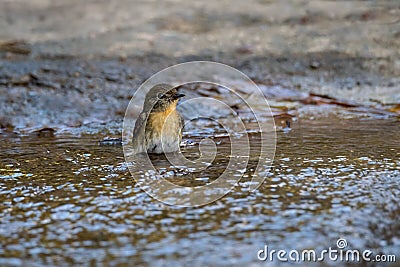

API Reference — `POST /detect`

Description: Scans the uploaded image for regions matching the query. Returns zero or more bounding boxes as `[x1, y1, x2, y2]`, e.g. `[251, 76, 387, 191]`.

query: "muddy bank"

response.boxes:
[1, 0, 399, 133]
[0, 52, 399, 134]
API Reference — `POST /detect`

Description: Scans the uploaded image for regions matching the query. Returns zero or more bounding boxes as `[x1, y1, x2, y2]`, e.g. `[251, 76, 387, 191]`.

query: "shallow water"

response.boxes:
[0, 118, 399, 266]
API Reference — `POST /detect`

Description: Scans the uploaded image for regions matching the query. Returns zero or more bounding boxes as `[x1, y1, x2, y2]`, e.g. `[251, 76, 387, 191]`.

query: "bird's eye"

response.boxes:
[157, 93, 164, 99]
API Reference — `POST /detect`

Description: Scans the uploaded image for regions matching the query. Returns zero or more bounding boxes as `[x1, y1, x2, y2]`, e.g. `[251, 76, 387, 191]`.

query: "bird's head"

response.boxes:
[144, 84, 185, 113]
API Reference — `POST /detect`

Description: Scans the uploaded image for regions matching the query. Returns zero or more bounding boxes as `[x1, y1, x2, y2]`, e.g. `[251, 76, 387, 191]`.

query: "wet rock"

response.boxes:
[0, 40, 31, 55]
[309, 60, 321, 69]
[33, 127, 55, 137]
[98, 137, 122, 146]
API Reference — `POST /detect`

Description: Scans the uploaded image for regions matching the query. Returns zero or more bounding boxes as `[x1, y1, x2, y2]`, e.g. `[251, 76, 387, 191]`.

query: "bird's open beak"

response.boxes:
[173, 93, 185, 99]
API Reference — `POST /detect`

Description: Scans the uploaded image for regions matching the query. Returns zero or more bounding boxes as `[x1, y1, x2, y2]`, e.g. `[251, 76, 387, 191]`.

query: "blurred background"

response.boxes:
[1, 0, 399, 58]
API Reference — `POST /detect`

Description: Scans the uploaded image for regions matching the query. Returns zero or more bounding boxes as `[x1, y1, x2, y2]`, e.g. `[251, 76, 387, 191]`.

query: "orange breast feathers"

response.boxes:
[147, 101, 180, 136]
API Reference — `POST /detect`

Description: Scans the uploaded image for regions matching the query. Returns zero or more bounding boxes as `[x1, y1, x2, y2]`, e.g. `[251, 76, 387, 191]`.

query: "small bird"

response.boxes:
[131, 84, 185, 154]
